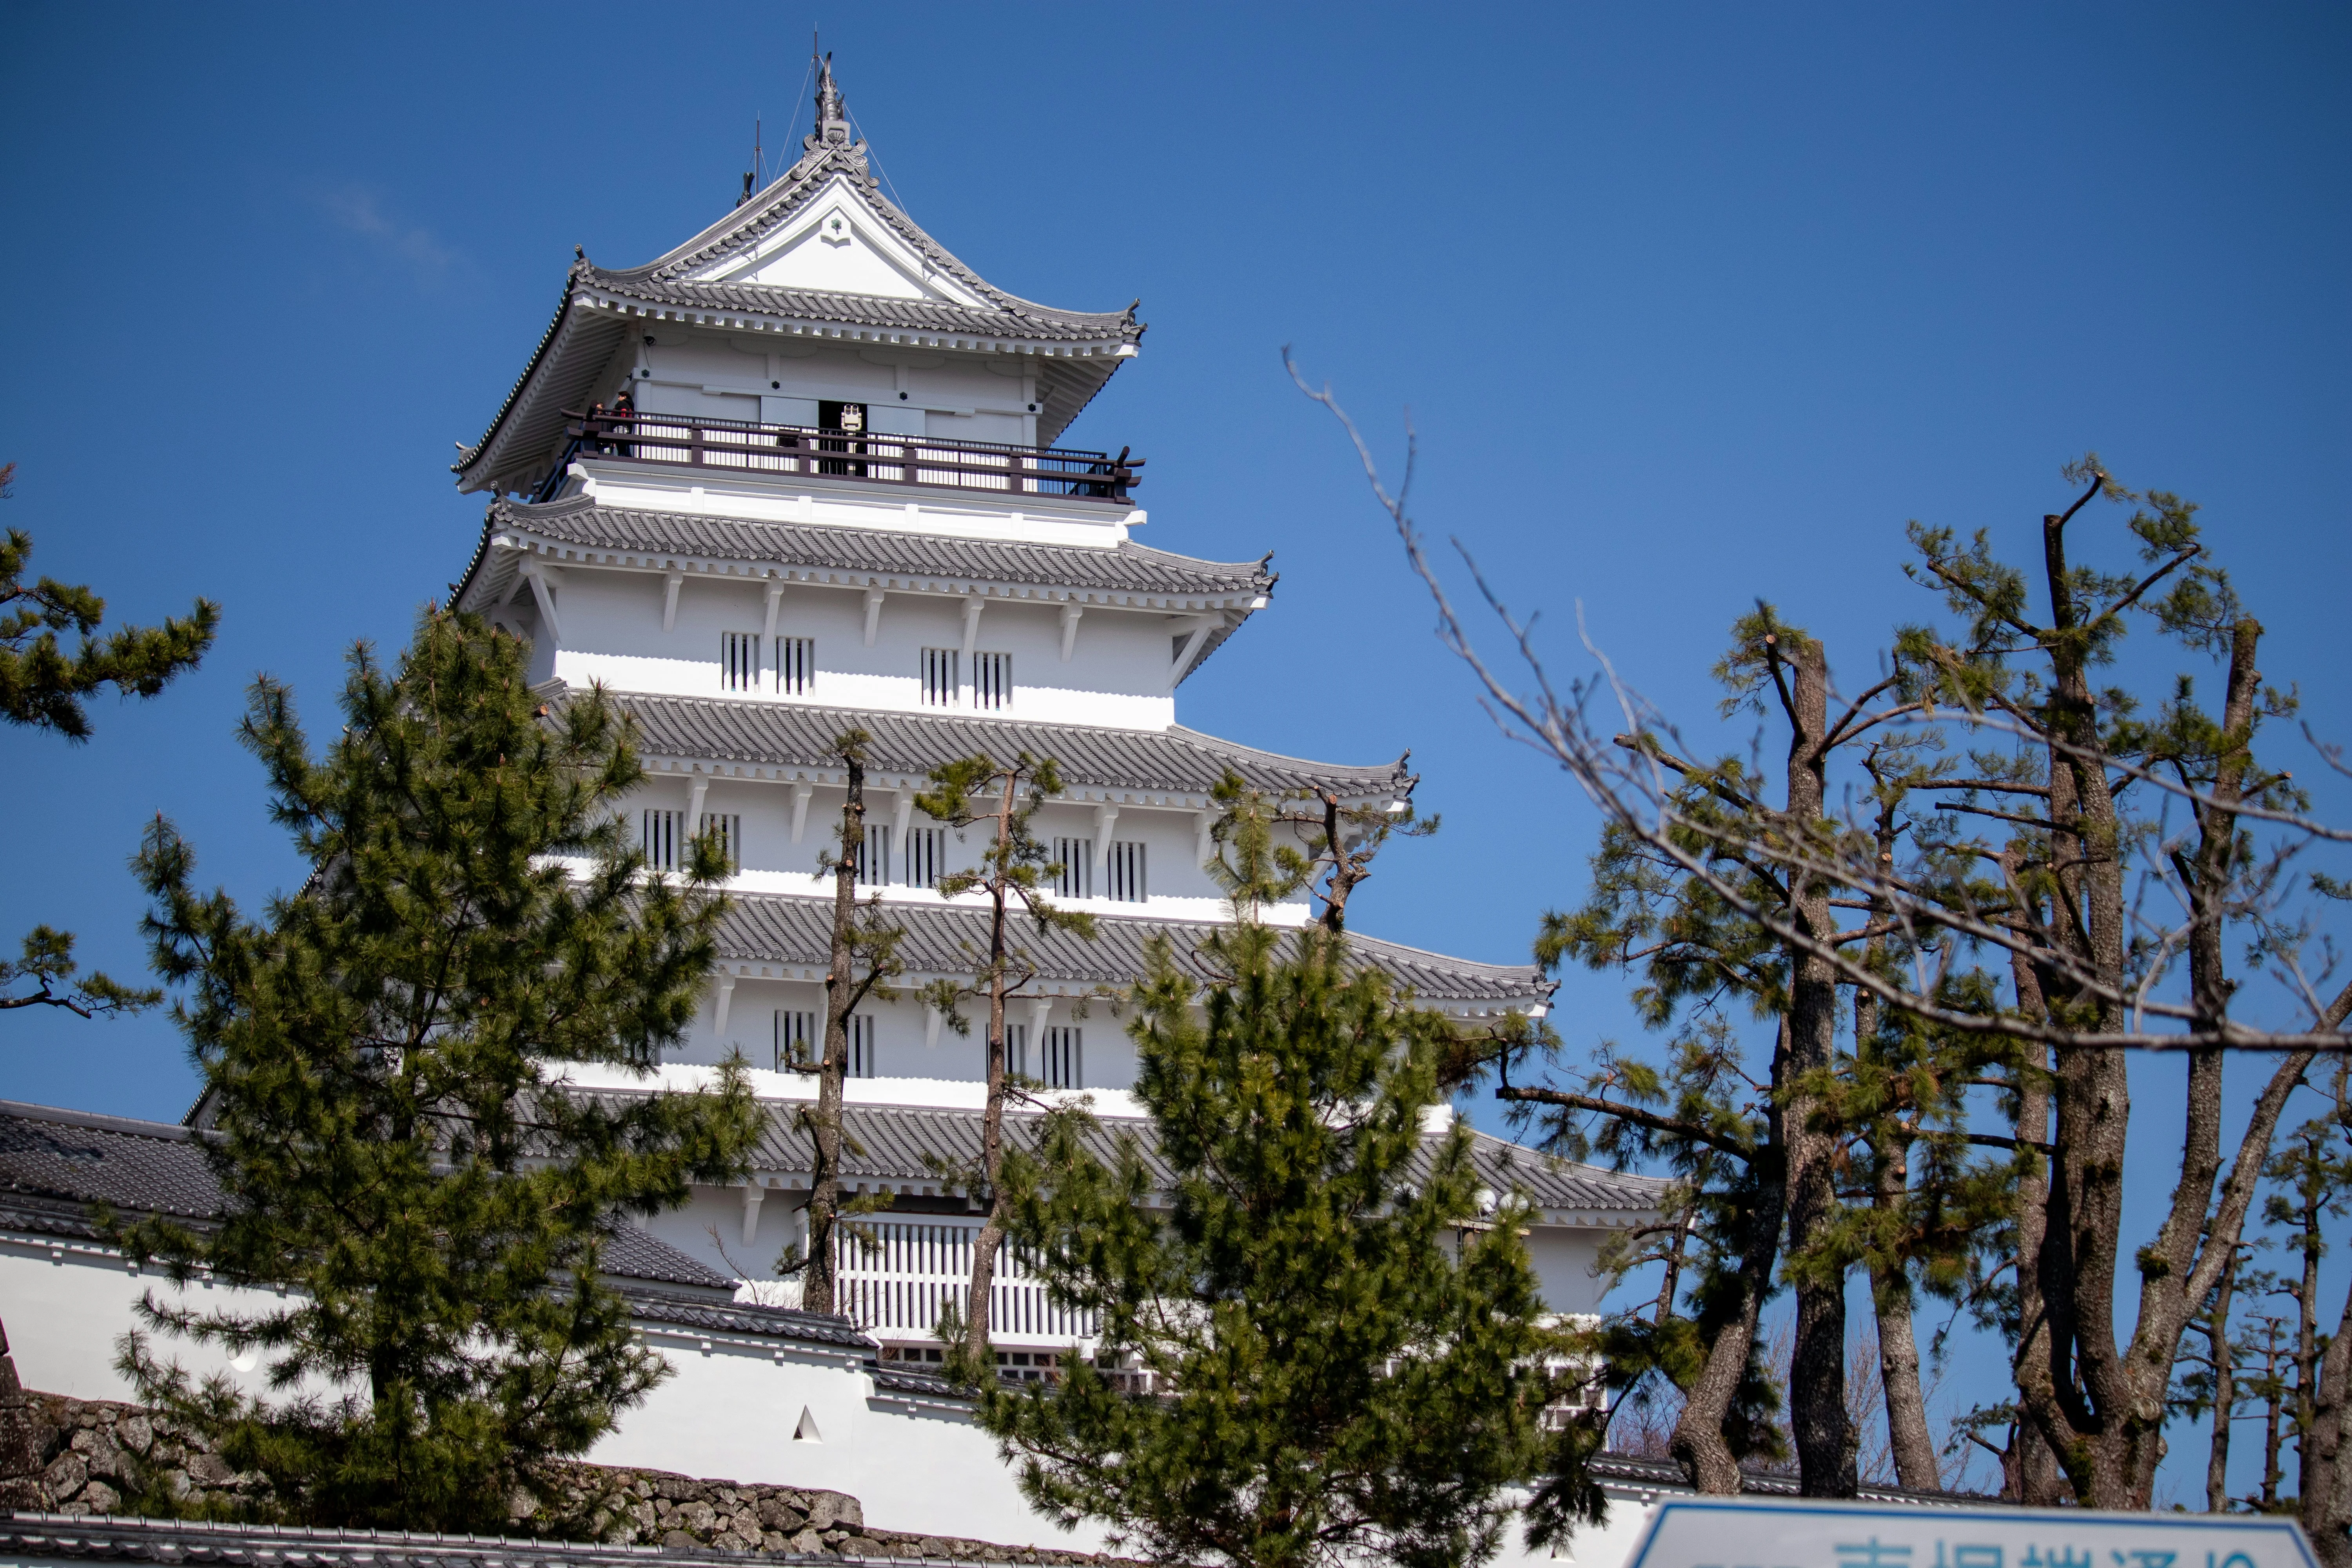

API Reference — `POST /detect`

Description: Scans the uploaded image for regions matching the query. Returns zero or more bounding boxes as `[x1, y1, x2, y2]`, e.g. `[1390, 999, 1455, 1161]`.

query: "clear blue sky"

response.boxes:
[5, 2, 2348, 1499]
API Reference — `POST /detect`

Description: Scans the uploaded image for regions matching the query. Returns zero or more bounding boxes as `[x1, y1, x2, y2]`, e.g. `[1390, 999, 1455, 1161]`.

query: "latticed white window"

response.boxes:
[1041, 1027, 1082, 1090]
[774, 636, 814, 696]
[1054, 837, 1094, 899]
[906, 827, 945, 890]
[1002, 1023, 1029, 1079]
[921, 648, 959, 707]
[1106, 840, 1147, 903]
[855, 824, 892, 886]
[972, 652, 1012, 711]
[699, 812, 742, 872]
[849, 1014, 879, 1079]
[775, 1010, 817, 1071]
[721, 632, 760, 691]
[642, 809, 682, 872]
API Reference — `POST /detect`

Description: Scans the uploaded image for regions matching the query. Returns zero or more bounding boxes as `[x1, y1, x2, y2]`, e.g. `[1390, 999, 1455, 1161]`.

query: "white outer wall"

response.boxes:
[535, 566, 1187, 731]
[1, 1229, 1646, 1564]
[0, 1230, 1098, 1550]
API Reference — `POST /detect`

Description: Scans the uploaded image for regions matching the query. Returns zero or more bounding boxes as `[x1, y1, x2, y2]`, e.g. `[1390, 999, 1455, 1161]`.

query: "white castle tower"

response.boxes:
[450, 60, 1658, 1368]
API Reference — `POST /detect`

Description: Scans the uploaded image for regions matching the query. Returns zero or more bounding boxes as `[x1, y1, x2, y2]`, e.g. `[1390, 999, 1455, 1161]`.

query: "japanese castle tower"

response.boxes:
[448, 63, 1658, 1364]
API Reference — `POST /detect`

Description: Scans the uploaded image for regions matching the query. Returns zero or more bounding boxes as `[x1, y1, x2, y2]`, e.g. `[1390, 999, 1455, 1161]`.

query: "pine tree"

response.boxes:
[789, 728, 906, 1317]
[915, 750, 1095, 1363]
[113, 608, 761, 1530]
[0, 461, 217, 1016]
[970, 796, 1599, 1568]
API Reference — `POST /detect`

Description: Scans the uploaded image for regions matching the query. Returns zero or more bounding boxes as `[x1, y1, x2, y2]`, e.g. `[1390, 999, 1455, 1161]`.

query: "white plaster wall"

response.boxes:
[610, 773, 1262, 912]
[1526, 1229, 1612, 1317]
[631, 334, 1038, 450]
[0, 1232, 356, 1408]
[543, 567, 1191, 728]
[597, 1328, 1109, 1550]
[0, 1231, 1105, 1553]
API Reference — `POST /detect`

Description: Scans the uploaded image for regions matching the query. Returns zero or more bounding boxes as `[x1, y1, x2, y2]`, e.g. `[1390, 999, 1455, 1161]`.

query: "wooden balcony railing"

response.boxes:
[546, 409, 1143, 506]
[832, 1217, 1097, 1348]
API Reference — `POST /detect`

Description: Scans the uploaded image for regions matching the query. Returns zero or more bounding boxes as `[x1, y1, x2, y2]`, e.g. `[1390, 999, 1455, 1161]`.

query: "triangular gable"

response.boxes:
[688, 172, 989, 309]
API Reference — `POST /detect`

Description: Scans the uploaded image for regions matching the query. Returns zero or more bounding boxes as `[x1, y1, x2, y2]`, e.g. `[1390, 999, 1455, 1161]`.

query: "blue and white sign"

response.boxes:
[1625, 1499, 2319, 1568]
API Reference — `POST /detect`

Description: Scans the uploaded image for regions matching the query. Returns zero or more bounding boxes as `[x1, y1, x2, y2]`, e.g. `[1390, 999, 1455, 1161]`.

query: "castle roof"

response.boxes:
[716, 894, 1550, 1013]
[643, 1099, 1668, 1220]
[460, 495, 1271, 609]
[455, 65, 1140, 495]
[0, 1099, 772, 1308]
[606, 691, 1413, 807]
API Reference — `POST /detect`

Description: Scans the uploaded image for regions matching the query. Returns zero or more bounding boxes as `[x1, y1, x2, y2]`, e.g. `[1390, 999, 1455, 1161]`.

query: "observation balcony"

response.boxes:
[544, 409, 1144, 506]
[831, 1215, 1096, 1355]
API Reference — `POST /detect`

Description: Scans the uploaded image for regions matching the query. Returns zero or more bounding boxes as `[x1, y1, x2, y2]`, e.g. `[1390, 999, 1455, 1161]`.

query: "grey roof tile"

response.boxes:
[0, 1513, 889, 1566]
[717, 894, 1551, 1007]
[624, 1289, 873, 1351]
[483, 495, 1271, 599]
[608, 691, 1411, 802]
[0, 1102, 756, 1307]
[702, 1100, 1664, 1215]
[0, 1098, 217, 1220]
[587, 273, 1133, 346]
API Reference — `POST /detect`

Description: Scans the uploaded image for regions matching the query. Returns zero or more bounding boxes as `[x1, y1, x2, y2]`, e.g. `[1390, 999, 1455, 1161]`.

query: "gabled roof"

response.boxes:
[0, 1099, 744, 1304]
[604, 691, 1411, 807]
[461, 495, 1272, 606]
[455, 64, 1140, 495]
[716, 894, 1550, 1013]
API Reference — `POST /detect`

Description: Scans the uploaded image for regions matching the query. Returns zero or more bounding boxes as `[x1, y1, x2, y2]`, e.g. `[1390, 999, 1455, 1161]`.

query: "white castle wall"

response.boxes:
[530, 567, 1192, 730]
[1, 1224, 1652, 1562]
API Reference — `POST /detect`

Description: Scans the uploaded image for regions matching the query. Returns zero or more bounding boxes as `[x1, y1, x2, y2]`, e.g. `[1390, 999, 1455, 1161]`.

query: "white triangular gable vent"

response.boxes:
[702, 178, 984, 309]
[793, 1406, 823, 1443]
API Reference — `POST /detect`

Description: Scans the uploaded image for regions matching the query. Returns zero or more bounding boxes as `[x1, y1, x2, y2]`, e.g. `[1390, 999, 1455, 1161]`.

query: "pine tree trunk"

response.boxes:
[962, 770, 1019, 1370]
[1849, 805, 1938, 1495]
[1869, 1151, 1940, 1493]
[2205, 1256, 2240, 1513]
[2302, 1261, 2352, 1568]
[1779, 639, 1858, 1497]
[804, 753, 867, 1317]
[2098, 619, 2310, 1506]
[1670, 1018, 1787, 1494]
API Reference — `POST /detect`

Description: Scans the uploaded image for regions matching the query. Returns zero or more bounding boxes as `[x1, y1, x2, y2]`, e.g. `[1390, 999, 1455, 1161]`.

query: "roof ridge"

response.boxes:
[607, 692, 1410, 785]
[0, 1097, 194, 1142]
[501, 495, 1251, 563]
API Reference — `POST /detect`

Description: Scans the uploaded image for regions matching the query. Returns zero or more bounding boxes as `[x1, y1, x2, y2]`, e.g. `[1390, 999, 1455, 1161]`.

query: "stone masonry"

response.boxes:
[5, 1390, 1128, 1566]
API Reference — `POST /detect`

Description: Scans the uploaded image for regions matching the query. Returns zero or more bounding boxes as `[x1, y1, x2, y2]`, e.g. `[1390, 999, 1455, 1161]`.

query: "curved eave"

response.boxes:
[711, 893, 1552, 1014]
[590, 691, 1414, 807]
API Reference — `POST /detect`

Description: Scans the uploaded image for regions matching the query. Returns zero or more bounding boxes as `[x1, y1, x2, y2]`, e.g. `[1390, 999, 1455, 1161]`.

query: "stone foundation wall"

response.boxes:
[2, 1388, 1122, 1566]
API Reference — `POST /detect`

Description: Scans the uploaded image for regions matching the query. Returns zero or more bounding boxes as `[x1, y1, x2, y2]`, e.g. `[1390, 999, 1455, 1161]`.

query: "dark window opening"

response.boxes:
[817, 401, 867, 477]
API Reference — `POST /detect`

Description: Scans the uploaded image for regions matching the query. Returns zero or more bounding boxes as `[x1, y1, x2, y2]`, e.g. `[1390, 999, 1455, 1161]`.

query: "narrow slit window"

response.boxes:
[775, 636, 814, 696]
[1054, 837, 1094, 899]
[775, 1010, 817, 1071]
[921, 648, 959, 707]
[1042, 1027, 1082, 1091]
[849, 1014, 878, 1079]
[1106, 840, 1147, 903]
[1003, 1023, 1029, 1080]
[699, 812, 742, 872]
[972, 652, 1012, 711]
[721, 632, 761, 692]
[907, 827, 945, 890]
[856, 823, 892, 887]
[642, 809, 682, 872]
